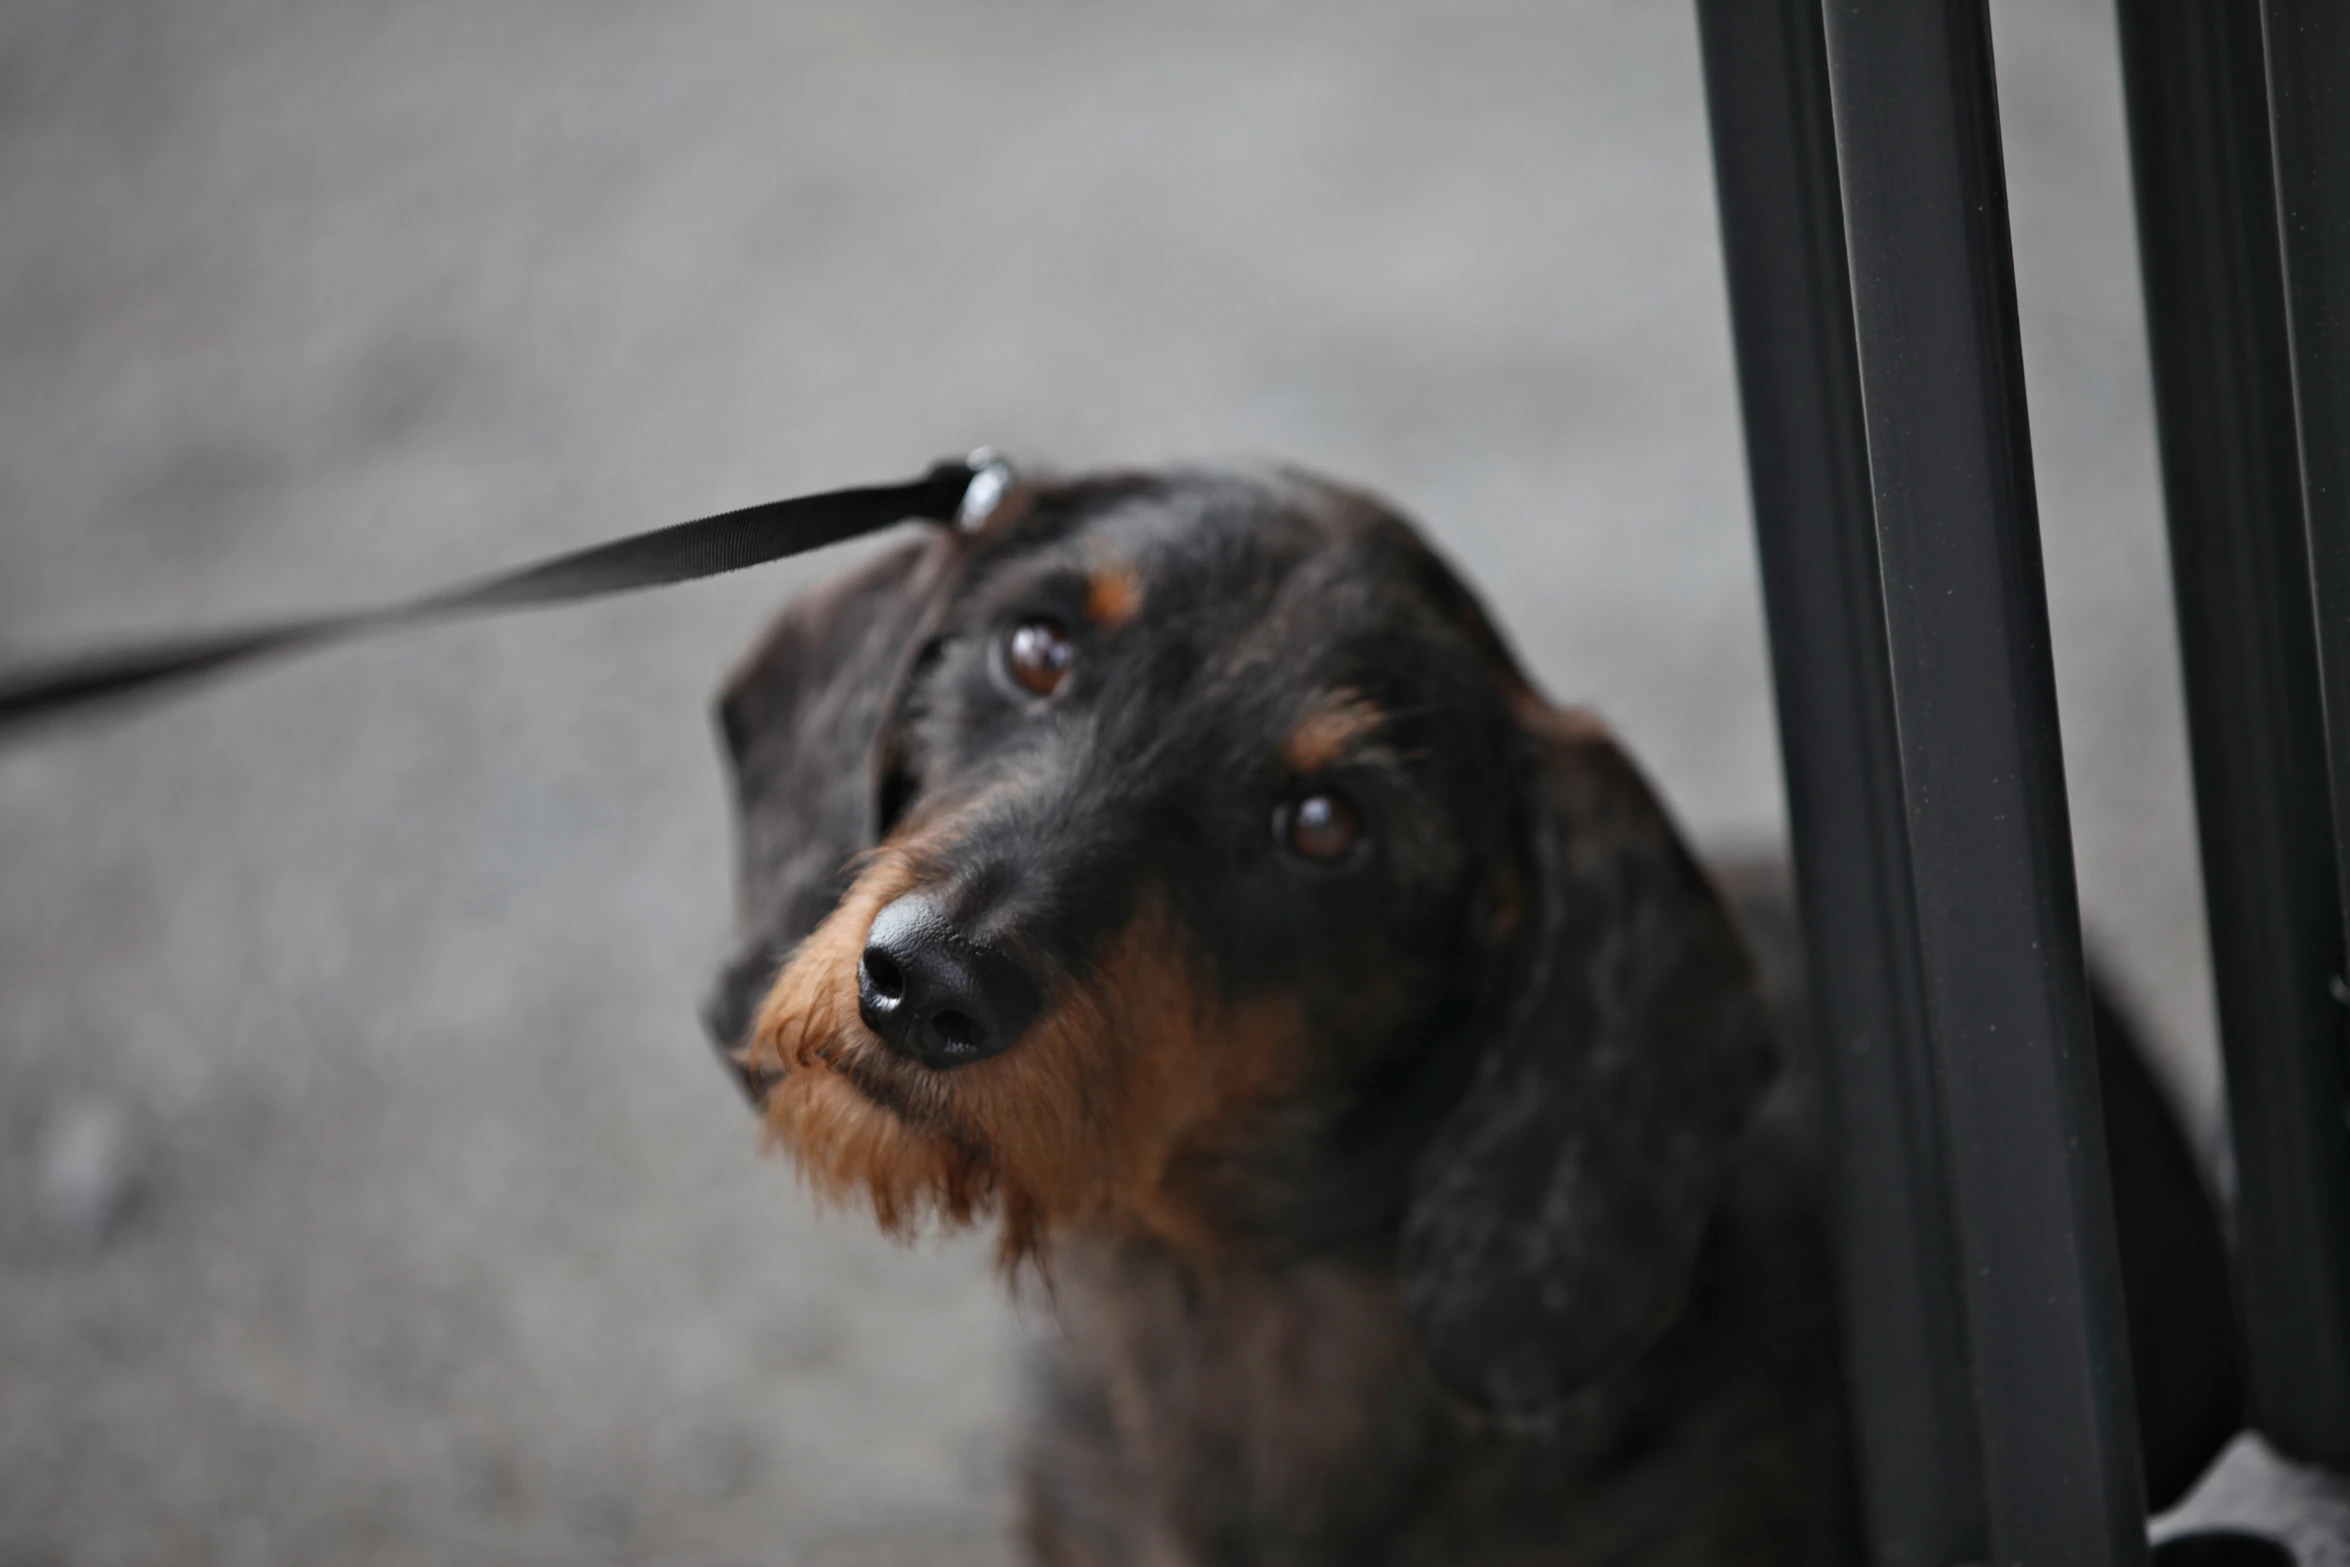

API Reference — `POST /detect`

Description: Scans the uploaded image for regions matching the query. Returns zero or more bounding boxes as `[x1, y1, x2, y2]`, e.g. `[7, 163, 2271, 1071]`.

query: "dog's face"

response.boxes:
[705, 469, 1775, 1423]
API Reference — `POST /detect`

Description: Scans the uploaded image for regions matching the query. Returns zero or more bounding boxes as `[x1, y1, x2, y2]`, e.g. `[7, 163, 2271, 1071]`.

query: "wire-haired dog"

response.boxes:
[702, 467, 2239, 1564]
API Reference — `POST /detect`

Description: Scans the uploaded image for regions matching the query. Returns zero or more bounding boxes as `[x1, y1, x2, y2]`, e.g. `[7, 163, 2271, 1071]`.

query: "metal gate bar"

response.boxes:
[1693, 3, 1984, 1560]
[2256, 0, 2350, 1468]
[1701, 1, 2152, 1559]
[2117, 0, 2350, 1473]
[1816, 3, 2146, 1556]
[2262, 4, 2350, 952]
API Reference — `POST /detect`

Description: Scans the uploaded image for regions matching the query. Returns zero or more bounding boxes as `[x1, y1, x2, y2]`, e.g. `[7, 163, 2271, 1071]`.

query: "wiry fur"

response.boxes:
[756, 853, 1314, 1265]
[703, 465, 2241, 1564]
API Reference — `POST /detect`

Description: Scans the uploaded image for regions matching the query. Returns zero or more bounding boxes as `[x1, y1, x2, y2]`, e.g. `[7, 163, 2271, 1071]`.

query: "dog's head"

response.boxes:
[704, 468, 1776, 1423]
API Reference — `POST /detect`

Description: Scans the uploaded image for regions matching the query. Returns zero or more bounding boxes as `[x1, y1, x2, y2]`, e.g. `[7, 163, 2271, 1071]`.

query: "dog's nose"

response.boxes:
[857, 894, 1041, 1069]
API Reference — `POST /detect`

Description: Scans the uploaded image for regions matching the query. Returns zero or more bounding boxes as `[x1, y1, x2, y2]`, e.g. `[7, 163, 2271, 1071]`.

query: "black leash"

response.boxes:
[0, 452, 1010, 741]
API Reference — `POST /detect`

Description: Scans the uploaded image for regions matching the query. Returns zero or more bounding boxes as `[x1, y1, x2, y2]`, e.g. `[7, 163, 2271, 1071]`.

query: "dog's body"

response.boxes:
[1019, 1035, 1846, 1564]
[702, 468, 2236, 1565]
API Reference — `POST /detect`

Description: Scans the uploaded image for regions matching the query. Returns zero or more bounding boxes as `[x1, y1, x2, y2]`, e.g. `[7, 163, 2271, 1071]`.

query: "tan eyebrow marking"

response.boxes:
[1084, 564, 1142, 628]
[1282, 692, 1385, 773]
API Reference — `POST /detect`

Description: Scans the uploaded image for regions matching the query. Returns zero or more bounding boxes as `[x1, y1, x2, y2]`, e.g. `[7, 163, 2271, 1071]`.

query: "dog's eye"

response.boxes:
[1280, 791, 1362, 863]
[1001, 618, 1074, 698]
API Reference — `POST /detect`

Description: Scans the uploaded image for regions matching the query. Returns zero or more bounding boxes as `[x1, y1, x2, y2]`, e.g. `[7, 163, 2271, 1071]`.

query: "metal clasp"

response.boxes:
[957, 448, 1015, 531]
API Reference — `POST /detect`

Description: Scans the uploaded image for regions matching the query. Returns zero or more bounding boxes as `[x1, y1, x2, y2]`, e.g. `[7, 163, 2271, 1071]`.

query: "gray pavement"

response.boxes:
[0, 2, 2213, 1561]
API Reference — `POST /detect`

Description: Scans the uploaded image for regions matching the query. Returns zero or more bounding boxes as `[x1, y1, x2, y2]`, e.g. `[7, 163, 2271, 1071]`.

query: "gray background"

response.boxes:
[0, 2, 2207, 1562]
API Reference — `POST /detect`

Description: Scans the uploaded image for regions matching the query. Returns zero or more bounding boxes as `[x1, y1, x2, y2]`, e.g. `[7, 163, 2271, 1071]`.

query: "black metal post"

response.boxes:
[2118, 0, 2350, 1472]
[2262, 3, 2350, 925]
[2256, 0, 2350, 1470]
[1694, 3, 1986, 1561]
[1818, 4, 2148, 1562]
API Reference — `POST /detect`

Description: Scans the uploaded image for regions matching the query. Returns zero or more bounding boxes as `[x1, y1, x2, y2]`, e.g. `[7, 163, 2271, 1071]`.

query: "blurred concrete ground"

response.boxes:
[0, 1, 2208, 1561]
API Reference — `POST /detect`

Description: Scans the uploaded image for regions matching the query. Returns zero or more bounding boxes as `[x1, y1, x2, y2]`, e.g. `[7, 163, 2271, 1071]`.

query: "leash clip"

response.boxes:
[956, 448, 1015, 531]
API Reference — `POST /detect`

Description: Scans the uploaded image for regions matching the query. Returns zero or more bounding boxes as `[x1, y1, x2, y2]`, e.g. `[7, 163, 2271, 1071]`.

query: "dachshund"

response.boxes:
[699, 466, 2239, 1565]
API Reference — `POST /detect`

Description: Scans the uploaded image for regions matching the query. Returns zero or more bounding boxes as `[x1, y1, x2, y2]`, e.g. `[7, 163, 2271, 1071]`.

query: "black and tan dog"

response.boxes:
[702, 466, 2237, 1564]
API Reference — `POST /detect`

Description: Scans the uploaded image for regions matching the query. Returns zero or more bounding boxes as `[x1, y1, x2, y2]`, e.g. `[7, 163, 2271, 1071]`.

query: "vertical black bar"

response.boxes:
[1694, 3, 1987, 1562]
[2257, 0, 2350, 1469]
[1819, 4, 2148, 1563]
[2118, 0, 2350, 1471]
[2262, 3, 2350, 917]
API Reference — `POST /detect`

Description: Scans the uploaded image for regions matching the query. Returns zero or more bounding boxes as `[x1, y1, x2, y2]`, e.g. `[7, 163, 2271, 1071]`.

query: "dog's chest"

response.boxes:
[1019, 1220, 1846, 1567]
[1025, 1243, 1455, 1564]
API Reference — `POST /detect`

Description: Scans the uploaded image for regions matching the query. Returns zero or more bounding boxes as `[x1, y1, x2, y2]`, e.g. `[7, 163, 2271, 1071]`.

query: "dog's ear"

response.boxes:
[1399, 702, 1778, 1425]
[701, 533, 957, 1067]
